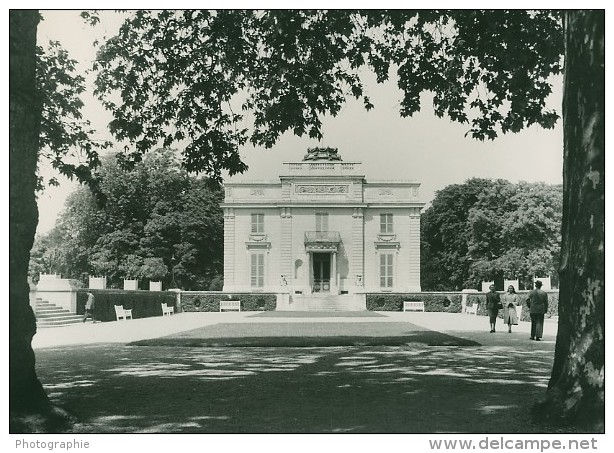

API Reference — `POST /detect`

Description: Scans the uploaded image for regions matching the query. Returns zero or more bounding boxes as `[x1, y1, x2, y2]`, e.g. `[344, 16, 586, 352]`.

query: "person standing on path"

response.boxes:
[501, 285, 521, 333]
[485, 284, 502, 333]
[526, 280, 549, 341]
[83, 291, 96, 323]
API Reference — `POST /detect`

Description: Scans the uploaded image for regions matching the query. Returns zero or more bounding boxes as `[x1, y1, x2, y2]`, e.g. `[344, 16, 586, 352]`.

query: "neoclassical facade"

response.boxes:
[222, 148, 424, 297]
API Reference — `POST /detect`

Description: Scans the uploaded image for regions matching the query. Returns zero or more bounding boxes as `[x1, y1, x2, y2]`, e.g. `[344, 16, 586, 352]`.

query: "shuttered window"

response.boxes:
[251, 213, 264, 233]
[251, 253, 265, 287]
[380, 254, 393, 288]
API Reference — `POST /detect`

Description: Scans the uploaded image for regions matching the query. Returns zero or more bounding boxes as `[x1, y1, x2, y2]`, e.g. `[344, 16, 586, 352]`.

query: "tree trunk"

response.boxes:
[9, 10, 71, 432]
[533, 10, 604, 431]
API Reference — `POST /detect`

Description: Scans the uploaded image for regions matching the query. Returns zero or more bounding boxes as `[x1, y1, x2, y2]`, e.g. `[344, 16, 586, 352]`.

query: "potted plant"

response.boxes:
[121, 254, 143, 290]
[90, 253, 116, 289]
[140, 257, 169, 291]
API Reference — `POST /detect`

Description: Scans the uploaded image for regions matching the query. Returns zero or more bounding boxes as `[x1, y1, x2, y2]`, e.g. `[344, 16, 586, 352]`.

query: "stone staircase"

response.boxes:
[290, 294, 361, 311]
[35, 298, 83, 328]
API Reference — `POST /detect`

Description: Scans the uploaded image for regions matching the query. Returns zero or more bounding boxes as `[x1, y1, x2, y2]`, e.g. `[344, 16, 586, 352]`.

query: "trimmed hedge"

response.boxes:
[367, 290, 559, 319]
[366, 293, 462, 313]
[76, 290, 176, 322]
[181, 292, 277, 312]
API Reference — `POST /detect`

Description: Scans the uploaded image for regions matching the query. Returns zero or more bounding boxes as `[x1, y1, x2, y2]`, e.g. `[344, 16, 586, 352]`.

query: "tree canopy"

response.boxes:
[30, 148, 224, 290]
[36, 35, 109, 191]
[421, 178, 562, 291]
[93, 10, 562, 181]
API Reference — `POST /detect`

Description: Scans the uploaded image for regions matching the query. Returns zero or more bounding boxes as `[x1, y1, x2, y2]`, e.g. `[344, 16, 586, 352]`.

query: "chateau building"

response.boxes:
[221, 148, 424, 308]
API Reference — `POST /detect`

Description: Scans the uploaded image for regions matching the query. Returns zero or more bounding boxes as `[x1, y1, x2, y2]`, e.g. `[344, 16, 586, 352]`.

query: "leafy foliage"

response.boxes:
[29, 148, 224, 290]
[93, 10, 563, 181]
[421, 178, 562, 290]
[36, 38, 110, 191]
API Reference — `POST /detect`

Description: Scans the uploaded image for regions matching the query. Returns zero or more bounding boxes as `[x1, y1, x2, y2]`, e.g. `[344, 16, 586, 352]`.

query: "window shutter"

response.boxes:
[380, 254, 393, 288]
[251, 253, 265, 287]
[251, 214, 264, 233]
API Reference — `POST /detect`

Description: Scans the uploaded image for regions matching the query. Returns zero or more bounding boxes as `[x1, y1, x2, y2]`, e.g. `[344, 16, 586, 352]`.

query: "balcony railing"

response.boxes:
[284, 162, 362, 175]
[304, 231, 341, 244]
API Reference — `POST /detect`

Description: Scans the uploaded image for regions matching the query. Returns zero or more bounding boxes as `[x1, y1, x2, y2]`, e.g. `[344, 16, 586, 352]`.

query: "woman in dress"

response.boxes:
[501, 285, 521, 333]
[485, 284, 501, 333]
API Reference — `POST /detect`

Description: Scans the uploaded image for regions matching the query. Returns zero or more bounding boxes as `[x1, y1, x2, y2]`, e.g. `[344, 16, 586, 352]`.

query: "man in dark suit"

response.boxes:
[526, 280, 549, 341]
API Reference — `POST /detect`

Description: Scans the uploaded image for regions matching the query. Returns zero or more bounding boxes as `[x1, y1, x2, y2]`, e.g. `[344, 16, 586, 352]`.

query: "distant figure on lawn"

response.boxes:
[526, 280, 548, 341]
[485, 284, 502, 333]
[83, 291, 96, 323]
[501, 285, 521, 333]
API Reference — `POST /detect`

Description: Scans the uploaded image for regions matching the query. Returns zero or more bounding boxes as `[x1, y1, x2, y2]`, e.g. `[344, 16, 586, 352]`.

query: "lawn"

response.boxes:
[129, 321, 480, 347]
[34, 342, 562, 433]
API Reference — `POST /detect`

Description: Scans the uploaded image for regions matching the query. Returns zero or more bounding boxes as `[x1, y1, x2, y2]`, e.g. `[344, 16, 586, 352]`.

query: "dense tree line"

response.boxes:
[30, 148, 224, 290]
[421, 178, 562, 291]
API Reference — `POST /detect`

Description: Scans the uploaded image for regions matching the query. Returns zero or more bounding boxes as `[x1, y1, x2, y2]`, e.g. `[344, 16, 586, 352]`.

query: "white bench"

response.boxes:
[114, 305, 133, 321]
[403, 301, 425, 312]
[465, 304, 478, 315]
[220, 300, 241, 312]
[161, 303, 174, 316]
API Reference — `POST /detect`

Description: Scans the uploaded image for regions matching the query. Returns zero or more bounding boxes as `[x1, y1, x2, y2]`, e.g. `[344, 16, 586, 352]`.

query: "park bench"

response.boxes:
[465, 303, 478, 315]
[403, 301, 425, 312]
[114, 305, 133, 321]
[220, 300, 241, 312]
[161, 303, 174, 316]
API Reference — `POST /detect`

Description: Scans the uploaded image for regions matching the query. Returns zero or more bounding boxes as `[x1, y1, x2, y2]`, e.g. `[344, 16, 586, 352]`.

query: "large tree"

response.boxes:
[10, 10, 72, 431]
[421, 178, 562, 291]
[10, 10, 603, 430]
[10, 10, 109, 430]
[420, 178, 496, 290]
[532, 10, 604, 428]
[30, 149, 224, 289]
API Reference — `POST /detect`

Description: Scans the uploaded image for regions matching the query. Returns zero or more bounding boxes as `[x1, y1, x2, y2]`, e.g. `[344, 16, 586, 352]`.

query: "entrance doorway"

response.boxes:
[312, 252, 331, 292]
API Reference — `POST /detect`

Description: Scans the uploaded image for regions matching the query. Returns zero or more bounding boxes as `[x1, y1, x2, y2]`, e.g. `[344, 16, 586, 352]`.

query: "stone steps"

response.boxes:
[35, 299, 83, 328]
[294, 294, 359, 311]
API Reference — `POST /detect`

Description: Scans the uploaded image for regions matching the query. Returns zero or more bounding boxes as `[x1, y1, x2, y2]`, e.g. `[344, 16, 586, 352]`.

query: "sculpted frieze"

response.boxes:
[295, 184, 348, 194]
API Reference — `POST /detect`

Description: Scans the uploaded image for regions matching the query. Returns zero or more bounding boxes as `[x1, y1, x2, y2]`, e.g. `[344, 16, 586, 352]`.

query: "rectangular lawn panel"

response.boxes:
[248, 311, 388, 318]
[130, 322, 480, 347]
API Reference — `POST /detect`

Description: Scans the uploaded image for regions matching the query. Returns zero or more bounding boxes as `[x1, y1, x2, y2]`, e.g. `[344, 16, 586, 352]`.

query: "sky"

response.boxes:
[35, 9, 564, 234]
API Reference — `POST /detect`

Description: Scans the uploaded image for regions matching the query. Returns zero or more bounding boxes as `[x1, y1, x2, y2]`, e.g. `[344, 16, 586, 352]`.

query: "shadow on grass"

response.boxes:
[34, 342, 565, 434]
[129, 322, 480, 347]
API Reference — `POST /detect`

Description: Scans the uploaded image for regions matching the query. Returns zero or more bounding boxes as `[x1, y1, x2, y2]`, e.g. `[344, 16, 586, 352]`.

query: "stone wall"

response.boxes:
[36, 274, 80, 312]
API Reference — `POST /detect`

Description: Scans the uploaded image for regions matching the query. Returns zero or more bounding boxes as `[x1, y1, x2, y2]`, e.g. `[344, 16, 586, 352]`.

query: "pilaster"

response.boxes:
[352, 207, 364, 288]
[407, 207, 421, 291]
[223, 207, 235, 288]
[280, 207, 293, 285]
